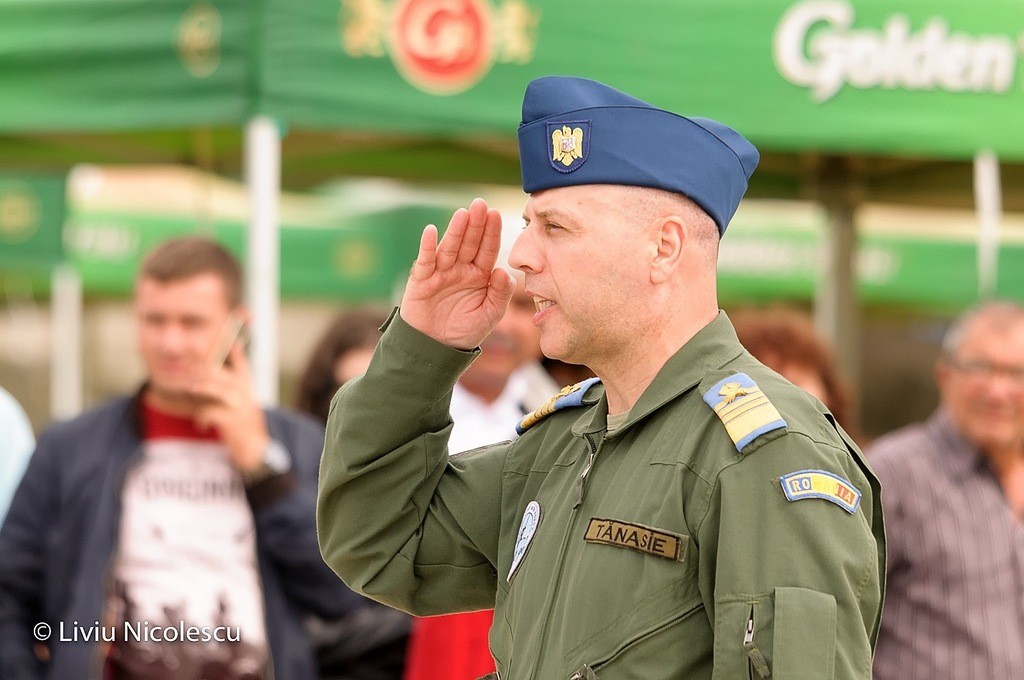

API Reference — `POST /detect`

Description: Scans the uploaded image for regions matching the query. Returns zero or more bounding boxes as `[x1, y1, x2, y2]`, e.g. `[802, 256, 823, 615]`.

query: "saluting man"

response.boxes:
[317, 77, 884, 679]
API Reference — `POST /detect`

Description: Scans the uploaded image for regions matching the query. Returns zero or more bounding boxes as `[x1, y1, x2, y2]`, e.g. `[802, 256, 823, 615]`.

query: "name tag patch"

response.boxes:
[780, 469, 862, 514]
[583, 518, 685, 561]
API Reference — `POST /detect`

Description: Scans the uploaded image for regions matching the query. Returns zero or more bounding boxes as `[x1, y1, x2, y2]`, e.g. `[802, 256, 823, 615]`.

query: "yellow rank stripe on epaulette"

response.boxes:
[516, 377, 601, 435]
[702, 373, 787, 452]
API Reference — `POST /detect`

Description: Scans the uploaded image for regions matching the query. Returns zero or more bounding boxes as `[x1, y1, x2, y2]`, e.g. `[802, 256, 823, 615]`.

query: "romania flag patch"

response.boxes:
[780, 469, 862, 514]
[703, 373, 787, 452]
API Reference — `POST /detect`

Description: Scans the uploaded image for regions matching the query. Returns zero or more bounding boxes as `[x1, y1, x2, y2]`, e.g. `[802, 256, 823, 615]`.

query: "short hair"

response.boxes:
[633, 187, 719, 262]
[732, 306, 855, 432]
[941, 300, 1024, 358]
[138, 237, 243, 308]
[295, 308, 389, 424]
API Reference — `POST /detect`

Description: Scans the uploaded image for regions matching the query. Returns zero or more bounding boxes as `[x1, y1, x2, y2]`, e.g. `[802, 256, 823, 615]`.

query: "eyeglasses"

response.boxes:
[946, 357, 1024, 387]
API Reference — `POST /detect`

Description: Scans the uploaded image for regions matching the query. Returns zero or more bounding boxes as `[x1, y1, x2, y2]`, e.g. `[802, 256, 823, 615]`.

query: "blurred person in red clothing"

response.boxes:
[0, 237, 359, 680]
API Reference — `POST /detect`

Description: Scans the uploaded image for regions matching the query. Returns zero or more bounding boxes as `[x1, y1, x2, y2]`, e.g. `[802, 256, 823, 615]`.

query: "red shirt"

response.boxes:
[403, 610, 495, 680]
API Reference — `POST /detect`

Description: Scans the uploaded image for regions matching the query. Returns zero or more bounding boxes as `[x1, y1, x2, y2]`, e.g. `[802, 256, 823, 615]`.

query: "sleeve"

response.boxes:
[249, 417, 368, 620]
[317, 310, 507, 616]
[697, 431, 883, 680]
[863, 444, 906, 581]
[0, 431, 60, 680]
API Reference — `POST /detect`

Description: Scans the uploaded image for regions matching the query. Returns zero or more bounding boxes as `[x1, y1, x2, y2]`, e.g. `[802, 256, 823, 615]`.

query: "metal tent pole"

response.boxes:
[50, 262, 82, 419]
[244, 116, 281, 406]
[973, 151, 1001, 301]
[814, 156, 861, 394]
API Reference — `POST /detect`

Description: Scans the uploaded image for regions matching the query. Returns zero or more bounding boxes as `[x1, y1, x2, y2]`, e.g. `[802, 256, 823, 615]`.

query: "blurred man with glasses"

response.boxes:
[870, 300, 1024, 680]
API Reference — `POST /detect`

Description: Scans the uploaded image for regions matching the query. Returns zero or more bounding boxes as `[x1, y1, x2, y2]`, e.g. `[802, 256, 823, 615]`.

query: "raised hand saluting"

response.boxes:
[400, 197, 515, 350]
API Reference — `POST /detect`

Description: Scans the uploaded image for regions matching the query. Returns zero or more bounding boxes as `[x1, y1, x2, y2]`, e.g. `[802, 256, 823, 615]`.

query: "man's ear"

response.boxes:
[650, 215, 685, 284]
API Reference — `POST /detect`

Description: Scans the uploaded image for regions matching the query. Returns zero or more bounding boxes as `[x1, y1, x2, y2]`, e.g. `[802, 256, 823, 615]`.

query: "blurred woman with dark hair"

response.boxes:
[295, 307, 409, 680]
[296, 308, 388, 424]
[732, 306, 859, 440]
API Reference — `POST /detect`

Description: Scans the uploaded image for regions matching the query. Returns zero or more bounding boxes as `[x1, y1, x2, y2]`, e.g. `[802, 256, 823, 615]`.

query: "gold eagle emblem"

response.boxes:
[551, 125, 584, 166]
[718, 382, 749, 405]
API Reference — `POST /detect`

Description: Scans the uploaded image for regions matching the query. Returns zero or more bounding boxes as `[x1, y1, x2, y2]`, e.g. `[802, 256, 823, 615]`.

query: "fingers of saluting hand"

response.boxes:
[433, 198, 492, 271]
[434, 206, 470, 271]
[456, 198, 490, 264]
[472, 207, 503, 271]
[487, 266, 516, 307]
[410, 224, 439, 281]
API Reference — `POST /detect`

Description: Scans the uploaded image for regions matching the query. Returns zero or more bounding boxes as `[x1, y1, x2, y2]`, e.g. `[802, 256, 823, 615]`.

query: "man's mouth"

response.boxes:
[533, 296, 555, 313]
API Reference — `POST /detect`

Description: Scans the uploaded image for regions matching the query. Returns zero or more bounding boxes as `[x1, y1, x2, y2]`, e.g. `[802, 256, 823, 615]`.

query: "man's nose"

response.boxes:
[986, 372, 1024, 399]
[157, 325, 189, 353]
[508, 227, 538, 274]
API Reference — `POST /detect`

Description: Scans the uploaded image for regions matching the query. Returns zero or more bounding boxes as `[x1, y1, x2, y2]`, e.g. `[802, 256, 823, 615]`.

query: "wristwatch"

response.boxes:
[242, 440, 292, 487]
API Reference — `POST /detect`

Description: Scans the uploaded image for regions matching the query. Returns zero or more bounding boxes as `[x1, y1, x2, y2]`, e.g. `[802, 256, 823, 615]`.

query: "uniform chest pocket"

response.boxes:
[570, 590, 706, 679]
[714, 587, 837, 680]
[561, 524, 702, 668]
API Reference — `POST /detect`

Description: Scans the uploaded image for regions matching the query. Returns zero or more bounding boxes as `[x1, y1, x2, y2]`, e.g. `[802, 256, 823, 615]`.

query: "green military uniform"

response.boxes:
[318, 310, 885, 680]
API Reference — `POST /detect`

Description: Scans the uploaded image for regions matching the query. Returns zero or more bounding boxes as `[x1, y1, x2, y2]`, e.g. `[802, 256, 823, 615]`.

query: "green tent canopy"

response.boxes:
[0, 173, 66, 269]
[2, 0, 1024, 203]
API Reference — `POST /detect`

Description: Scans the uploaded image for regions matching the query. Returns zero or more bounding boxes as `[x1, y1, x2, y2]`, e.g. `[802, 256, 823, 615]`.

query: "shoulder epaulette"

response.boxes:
[701, 372, 787, 452]
[516, 377, 602, 435]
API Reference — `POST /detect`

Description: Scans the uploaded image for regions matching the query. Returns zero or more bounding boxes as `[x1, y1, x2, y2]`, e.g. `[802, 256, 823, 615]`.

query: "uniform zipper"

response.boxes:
[743, 607, 771, 678]
[528, 434, 602, 679]
[573, 433, 599, 508]
[586, 598, 703, 674]
[568, 664, 599, 680]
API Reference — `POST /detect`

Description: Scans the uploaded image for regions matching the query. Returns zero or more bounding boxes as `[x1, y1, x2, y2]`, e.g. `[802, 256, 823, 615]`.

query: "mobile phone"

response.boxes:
[210, 314, 247, 368]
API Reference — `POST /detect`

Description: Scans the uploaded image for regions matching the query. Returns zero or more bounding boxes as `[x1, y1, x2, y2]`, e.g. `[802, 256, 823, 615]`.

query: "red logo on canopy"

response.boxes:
[390, 0, 493, 94]
[341, 0, 537, 95]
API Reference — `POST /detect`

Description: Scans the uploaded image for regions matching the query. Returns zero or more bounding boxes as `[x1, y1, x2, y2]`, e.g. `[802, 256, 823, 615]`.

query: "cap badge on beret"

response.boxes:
[548, 121, 590, 173]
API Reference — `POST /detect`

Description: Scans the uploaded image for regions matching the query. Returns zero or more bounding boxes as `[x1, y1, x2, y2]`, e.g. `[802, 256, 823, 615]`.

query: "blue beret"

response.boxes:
[517, 77, 759, 235]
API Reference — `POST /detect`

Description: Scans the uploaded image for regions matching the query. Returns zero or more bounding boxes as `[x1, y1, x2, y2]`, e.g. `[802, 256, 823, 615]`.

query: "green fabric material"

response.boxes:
[2, 0, 1023, 162]
[0, 0, 251, 131]
[262, 0, 1024, 162]
[60, 204, 452, 300]
[317, 311, 885, 679]
[0, 174, 65, 268]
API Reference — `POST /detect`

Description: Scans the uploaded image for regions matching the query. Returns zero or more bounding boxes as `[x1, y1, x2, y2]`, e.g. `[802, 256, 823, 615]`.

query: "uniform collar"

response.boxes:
[572, 311, 745, 436]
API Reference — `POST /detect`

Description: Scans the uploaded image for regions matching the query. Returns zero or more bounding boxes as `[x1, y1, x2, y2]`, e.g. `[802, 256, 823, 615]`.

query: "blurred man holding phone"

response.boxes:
[0, 237, 358, 679]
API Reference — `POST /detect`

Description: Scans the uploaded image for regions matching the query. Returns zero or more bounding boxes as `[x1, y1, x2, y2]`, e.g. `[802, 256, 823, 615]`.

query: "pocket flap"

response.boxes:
[773, 586, 836, 680]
